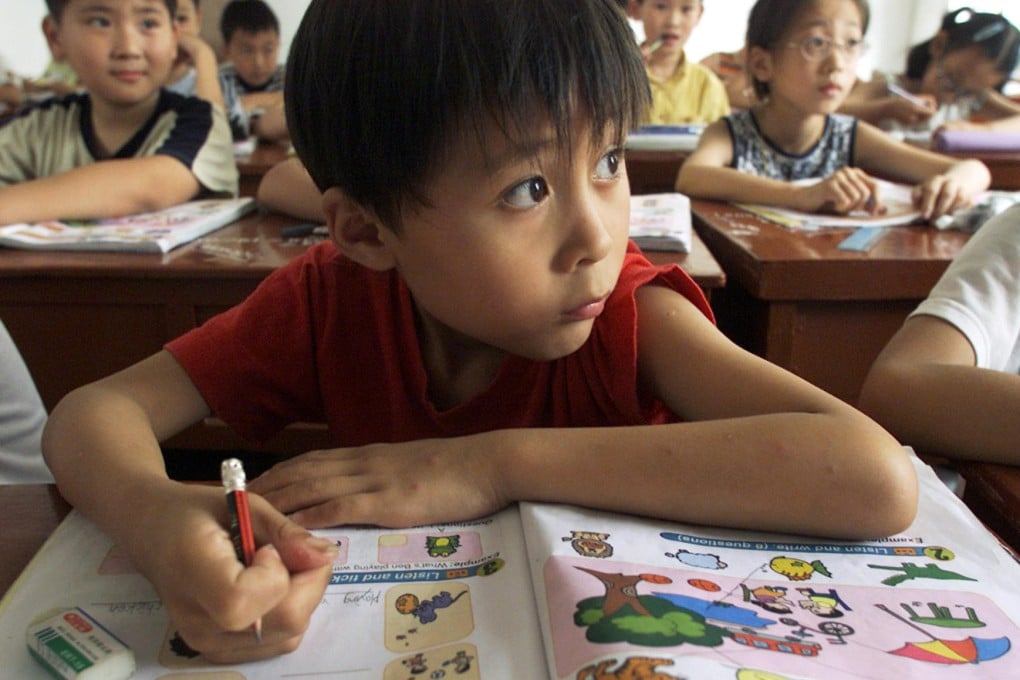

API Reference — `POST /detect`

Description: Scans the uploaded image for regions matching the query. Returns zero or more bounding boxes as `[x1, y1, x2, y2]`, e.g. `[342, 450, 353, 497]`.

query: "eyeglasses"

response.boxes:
[934, 63, 985, 105]
[786, 35, 868, 62]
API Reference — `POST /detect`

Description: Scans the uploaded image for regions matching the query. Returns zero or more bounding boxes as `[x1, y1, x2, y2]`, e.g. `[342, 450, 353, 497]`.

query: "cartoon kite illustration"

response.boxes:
[877, 604, 1012, 666]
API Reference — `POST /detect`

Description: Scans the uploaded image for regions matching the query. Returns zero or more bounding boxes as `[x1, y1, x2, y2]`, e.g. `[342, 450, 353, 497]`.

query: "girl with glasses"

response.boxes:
[844, 7, 1020, 133]
[676, 0, 990, 221]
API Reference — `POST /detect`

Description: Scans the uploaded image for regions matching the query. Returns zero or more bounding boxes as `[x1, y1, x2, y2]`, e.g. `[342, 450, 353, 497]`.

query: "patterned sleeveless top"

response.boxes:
[725, 109, 858, 181]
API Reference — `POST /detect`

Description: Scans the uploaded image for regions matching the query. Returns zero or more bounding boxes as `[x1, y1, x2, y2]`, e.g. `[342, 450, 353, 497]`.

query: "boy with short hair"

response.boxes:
[0, 0, 237, 226]
[44, 0, 915, 662]
[628, 0, 730, 124]
[217, 0, 286, 141]
[166, 0, 225, 110]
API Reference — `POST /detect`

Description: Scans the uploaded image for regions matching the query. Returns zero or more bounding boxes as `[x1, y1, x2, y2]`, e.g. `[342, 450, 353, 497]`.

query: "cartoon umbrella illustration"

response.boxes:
[877, 604, 1012, 665]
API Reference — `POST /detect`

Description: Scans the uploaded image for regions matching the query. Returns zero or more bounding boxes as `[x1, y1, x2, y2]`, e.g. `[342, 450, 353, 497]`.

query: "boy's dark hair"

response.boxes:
[46, 0, 177, 21]
[220, 0, 280, 44]
[746, 0, 870, 100]
[906, 8, 1019, 92]
[286, 0, 649, 231]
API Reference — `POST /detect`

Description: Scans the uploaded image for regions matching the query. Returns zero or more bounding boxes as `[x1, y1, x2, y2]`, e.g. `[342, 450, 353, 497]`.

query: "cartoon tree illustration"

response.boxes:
[573, 567, 729, 648]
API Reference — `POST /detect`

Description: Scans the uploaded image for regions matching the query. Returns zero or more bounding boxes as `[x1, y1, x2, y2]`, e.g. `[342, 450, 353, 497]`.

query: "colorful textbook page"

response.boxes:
[2, 453, 1020, 679]
[0, 198, 255, 253]
[522, 455, 1020, 679]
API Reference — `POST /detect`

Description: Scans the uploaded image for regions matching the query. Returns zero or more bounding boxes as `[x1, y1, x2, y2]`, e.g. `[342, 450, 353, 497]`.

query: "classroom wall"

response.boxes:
[0, 5, 50, 77]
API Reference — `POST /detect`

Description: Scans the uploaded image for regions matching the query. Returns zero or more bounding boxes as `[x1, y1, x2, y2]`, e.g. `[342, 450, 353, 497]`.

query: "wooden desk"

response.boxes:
[940, 149, 1020, 191]
[626, 149, 688, 195]
[956, 462, 1020, 554]
[0, 485, 71, 600]
[234, 140, 290, 197]
[1, 213, 723, 454]
[627, 141, 1020, 194]
[691, 199, 971, 403]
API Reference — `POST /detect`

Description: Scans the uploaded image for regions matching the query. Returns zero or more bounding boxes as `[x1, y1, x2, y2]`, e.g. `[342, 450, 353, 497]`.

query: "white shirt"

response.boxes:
[912, 204, 1020, 374]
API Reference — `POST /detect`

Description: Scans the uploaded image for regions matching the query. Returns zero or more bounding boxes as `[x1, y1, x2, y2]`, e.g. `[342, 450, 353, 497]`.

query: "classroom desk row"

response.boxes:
[0, 210, 725, 456]
[625, 146, 1020, 195]
[234, 139, 1020, 200]
[4, 458, 1020, 600]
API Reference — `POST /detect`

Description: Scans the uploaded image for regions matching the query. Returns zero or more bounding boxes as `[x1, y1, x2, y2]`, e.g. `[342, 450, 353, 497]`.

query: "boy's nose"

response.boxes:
[111, 24, 142, 55]
[558, 193, 614, 271]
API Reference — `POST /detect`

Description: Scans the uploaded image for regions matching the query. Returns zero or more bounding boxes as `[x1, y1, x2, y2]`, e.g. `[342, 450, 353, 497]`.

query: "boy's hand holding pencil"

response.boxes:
[125, 482, 336, 664]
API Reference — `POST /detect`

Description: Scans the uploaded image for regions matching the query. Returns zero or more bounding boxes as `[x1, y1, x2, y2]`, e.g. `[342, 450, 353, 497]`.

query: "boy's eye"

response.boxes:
[594, 149, 622, 180]
[502, 177, 549, 209]
[86, 17, 111, 28]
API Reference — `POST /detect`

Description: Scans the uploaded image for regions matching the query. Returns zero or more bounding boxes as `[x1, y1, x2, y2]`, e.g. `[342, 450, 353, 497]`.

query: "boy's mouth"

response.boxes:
[564, 294, 610, 321]
[111, 70, 146, 83]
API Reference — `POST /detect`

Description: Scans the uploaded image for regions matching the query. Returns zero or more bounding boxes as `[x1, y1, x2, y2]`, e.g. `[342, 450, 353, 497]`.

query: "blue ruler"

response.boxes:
[838, 227, 888, 251]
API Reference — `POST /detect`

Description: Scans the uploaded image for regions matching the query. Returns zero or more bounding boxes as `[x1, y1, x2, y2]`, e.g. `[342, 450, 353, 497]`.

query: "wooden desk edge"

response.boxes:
[0, 485, 72, 601]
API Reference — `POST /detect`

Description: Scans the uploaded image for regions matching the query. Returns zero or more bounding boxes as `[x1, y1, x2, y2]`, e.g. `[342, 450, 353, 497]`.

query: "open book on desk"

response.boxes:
[0, 197, 256, 253]
[630, 193, 692, 252]
[626, 124, 706, 152]
[737, 179, 922, 230]
[2, 452, 1019, 679]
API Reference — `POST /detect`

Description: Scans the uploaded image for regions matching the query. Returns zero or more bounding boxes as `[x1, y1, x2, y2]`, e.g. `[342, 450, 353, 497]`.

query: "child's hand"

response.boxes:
[174, 33, 214, 69]
[639, 35, 665, 62]
[248, 437, 508, 529]
[795, 168, 886, 215]
[128, 485, 336, 663]
[912, 174, 974, 220]
[883, 95, 936, 126]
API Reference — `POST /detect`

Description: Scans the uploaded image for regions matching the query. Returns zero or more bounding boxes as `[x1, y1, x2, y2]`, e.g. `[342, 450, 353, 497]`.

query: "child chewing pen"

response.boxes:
[221, 458, 262, 644]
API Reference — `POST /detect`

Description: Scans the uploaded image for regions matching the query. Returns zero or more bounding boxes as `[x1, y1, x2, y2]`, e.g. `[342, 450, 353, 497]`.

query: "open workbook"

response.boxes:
[736, 179, 922, 230]
[2, 453, 1018, 679]
[0, 197, 256, 253]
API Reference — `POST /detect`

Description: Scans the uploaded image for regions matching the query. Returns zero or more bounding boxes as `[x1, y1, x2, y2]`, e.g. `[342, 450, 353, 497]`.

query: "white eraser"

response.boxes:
[26, 607, 135, 680]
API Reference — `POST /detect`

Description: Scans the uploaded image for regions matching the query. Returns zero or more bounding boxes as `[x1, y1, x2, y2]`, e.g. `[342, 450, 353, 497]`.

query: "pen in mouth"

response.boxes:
[645, 35, 665, 53]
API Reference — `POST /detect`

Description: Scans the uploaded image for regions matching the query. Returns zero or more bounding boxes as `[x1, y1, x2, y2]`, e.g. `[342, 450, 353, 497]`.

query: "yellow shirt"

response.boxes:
[646, 52, 731, 125]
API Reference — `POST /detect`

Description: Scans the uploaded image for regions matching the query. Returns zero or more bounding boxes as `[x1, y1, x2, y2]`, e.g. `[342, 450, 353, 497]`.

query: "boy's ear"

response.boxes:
[626, 0, 641, 20]
[747, 45, 773, 87]
[322, 187, 398, 271]
[42, 16, 65, 61]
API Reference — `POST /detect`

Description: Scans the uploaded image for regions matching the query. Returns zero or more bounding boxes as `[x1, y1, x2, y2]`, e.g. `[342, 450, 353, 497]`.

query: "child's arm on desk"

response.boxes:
[840, 77, 936, 127]
[0, 156, 200, 225]
[249, 288, 917, 540]
[42, 350, 336, 663]
[860, 315, 1020, 465]
[177, 32, 225, 110]
[257, 158, 324, 221]
[853, 121, 990, 219]
[675, 120, 886, 215]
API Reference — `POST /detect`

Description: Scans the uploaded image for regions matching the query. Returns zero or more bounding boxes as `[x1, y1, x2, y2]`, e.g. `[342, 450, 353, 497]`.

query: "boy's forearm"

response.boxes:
[496, 413, 916, 539]
[251, 104, 288, 142]
[190, 43, 226, 110]
[42, 384, 179, 546]
[240, 91, 283, 111]
[861, 362, 1020, 465]
[0, 158, 200, 225]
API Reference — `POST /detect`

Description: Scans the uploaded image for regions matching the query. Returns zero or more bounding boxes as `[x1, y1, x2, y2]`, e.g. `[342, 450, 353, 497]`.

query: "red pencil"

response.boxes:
[221, 458, 262, 644]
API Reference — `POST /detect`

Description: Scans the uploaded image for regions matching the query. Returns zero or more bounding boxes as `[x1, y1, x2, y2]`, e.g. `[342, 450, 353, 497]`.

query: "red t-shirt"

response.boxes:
[167, 241, 713, 445]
